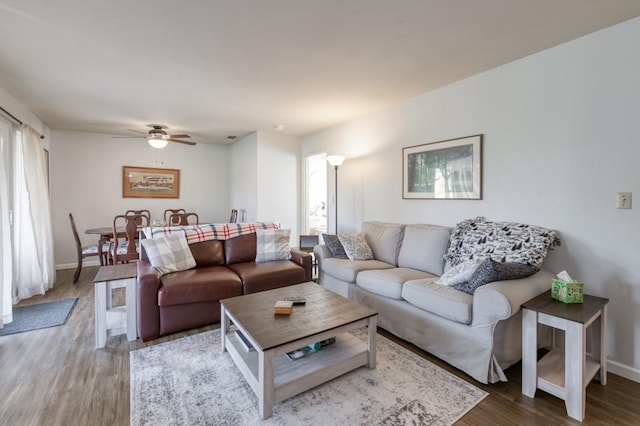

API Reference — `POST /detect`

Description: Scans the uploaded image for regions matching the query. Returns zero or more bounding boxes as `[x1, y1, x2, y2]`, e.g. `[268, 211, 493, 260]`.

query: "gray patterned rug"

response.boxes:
[130, 329, 487, 425]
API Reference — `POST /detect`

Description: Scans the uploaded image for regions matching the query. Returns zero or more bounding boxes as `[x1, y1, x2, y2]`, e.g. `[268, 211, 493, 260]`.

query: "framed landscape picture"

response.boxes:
[402, 134, 483, 199]
[122, 166, 180, 198]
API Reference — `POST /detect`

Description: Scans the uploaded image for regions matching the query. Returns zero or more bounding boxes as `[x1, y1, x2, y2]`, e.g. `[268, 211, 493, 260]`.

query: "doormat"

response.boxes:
[0, 298, 78, 336]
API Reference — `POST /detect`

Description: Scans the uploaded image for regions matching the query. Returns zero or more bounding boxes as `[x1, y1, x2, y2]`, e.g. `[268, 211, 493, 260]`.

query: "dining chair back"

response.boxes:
[168, 212, 199, 226]
[111, 213, 149, 264]
[69, 213, 109, 283]
[164, 208, 186, 225]
[125, 209, 151, 226]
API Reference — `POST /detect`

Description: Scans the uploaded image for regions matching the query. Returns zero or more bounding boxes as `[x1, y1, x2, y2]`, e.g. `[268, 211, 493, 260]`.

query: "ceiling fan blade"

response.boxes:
[127, 129, 149, 135]
[169, 134, 191, 139]
[168, 138, 196, 146]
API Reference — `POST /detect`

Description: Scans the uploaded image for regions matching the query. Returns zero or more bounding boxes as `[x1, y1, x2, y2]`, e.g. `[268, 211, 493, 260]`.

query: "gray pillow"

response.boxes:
[338, 233, 374, 261]
[453, 258, 539, 294]
[322, 234, 348, 259]
[141, 233, 196, 276]
[255, 229, 291, 262]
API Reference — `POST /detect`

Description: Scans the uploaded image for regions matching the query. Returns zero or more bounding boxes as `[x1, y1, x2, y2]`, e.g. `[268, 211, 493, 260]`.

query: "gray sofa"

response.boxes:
[314, 220, 556, 384]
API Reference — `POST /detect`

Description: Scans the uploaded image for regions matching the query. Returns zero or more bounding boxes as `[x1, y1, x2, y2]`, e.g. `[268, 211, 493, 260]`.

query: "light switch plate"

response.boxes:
[616, 192, 632, 209]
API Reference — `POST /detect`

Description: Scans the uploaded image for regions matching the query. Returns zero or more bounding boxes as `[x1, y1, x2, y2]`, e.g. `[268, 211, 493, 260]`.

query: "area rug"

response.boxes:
[130, 329, 487, 425]
[0, 298, 78, 336]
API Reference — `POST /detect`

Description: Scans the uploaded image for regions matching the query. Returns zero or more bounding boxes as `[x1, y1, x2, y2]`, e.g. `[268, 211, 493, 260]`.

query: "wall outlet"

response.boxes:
[616, 192, 632, 209]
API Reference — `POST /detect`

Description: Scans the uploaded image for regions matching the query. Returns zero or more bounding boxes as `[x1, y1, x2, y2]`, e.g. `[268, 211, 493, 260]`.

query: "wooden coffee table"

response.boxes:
[220, 282, 378, 419]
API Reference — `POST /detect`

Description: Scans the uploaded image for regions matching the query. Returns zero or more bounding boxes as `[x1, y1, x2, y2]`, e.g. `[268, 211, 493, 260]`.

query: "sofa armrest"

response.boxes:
[290, 249, 313, 282]
[472, 269, 554, 328]
[137, 259, 162, 341]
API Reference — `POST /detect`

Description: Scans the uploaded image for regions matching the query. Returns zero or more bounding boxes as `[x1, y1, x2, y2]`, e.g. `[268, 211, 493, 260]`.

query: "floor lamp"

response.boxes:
[327, 155, 346, 233]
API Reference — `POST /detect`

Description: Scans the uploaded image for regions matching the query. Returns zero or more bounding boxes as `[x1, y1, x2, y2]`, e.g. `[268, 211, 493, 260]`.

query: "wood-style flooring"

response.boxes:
[0, 266, 638, 425]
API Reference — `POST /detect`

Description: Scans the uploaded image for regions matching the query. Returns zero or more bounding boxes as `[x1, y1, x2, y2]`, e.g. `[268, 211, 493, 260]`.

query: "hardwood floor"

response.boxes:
[1, 266, 638, 425]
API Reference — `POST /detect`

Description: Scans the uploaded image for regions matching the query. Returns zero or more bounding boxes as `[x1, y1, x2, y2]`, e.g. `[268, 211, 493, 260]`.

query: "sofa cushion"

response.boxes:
[141, 233, 196, 276]
[224, 233, 256, 264]
[402, 278, 473, 324]
[453, 259, 540, 294]
[338, 233, 374, 260]
[255, 229, 292, 262]
[397, 224, 450, 275]
[322, 258, 394, 283]
[361, 222, 405, 265]
[158, 265, 243, 306]
[189, 240, 225, 267]
[322, 234, 348, 259]
[227, 260, 305, 294]
[357, 268, 436, 300]
[443, 216, 561, 267]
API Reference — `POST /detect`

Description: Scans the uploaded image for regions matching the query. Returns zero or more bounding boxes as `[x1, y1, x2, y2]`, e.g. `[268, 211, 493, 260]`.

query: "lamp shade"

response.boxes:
[148, 138, 168, 149]
[327, 155, 346, 167]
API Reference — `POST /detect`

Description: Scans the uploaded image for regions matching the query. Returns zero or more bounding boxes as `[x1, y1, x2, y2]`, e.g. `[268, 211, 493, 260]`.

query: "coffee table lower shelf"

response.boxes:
[225, 331, 368, 409]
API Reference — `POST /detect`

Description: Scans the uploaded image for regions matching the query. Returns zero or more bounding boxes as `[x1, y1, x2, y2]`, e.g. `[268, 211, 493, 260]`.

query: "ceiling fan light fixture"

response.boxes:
[148, 138, 168, 149]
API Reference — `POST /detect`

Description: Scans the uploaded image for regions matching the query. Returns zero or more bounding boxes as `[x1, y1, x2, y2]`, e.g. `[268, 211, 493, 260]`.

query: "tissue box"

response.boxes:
[551, 279, 584, 303]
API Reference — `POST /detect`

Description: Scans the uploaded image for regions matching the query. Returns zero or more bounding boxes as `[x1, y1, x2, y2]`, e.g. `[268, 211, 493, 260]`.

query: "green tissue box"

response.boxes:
[551, 279, 584, 303]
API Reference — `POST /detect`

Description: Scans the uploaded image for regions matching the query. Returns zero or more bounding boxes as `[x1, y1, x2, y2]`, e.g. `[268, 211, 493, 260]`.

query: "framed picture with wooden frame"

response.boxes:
[402, 134, 483, 200]
[122, 166, 180, 198]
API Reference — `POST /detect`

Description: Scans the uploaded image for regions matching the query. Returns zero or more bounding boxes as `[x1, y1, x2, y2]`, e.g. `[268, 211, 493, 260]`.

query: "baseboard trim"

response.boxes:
[56, 259, 101, 271]
[608, 359, 640, 384]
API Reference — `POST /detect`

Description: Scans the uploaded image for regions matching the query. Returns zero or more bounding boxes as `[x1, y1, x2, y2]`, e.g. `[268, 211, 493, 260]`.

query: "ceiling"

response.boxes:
[0, 1, 639, 145]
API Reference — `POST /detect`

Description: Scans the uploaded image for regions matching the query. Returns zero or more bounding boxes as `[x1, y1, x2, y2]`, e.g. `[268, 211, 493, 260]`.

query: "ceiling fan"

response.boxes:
[113, 124, 196, 148]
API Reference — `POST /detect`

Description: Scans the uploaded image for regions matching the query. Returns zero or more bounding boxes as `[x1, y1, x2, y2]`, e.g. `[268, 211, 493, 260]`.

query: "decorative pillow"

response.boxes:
[453, 258, 539, 294]
[255, 229, 292, 262]
[322, 234, 348, 259]
[141, 233, 196, 276]
[338, 233, 374, 261]
[444, 217, 561, 267]
[437, 258, 484, 286]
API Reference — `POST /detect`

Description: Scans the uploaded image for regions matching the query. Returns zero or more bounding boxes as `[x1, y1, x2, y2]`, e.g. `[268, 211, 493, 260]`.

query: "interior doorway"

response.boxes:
[303, 153, 327, 236]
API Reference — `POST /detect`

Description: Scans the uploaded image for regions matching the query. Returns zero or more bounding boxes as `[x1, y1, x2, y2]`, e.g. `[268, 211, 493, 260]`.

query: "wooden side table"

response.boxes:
[94, 263, 138, 348]
[521, 290, 609, 421]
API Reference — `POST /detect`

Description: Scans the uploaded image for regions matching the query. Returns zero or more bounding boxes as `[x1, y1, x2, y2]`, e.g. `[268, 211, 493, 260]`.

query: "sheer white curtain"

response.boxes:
[0, 120, 12, 326]
[12, 125, 55, 302]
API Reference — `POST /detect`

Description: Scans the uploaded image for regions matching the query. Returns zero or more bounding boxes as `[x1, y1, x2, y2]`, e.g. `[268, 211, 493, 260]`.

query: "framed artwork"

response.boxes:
[122, 166, 180, 198]
[402, 134, 483, 199]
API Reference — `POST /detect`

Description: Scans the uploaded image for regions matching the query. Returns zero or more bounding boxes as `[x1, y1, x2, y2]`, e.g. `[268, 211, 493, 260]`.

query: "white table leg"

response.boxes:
[95, 281, 107, 349]
[258, 349, 275, 419]
[220, 307, 228, 352]
[522, 308, 538, 397]
[367, 315, 377, 369]
[597, 306, 607, 385]
[125, 277, 137, 341]
[565, 320, 586, 421]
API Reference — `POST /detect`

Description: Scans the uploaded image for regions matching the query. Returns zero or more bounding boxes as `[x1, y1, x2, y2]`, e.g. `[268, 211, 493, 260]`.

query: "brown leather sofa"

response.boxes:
[137, 232, 312, 341]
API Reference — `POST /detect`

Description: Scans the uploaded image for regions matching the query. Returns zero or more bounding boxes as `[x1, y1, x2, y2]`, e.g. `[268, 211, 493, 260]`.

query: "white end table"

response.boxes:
[94, 263, 138, 348]
[522, 290, 609, 421]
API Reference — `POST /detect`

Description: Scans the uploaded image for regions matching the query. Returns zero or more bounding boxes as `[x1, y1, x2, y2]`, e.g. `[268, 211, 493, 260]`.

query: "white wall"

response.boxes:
[301, 17, 640, 380]
[51, 130, 230, 267]
[0, 86, 50, 141]
[229, 132, 258, 221]
[257, 131, 300, 240]
[229, 131, 301, 241]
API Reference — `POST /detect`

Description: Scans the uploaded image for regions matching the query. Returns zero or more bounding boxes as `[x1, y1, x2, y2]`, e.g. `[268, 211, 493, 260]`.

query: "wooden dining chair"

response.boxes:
[168, 212, 199, 226]
[125, 209, 151, 226]
[69, 213, 109, 283]
[110, 213, 149, 264]
[164, 208, 186, 225]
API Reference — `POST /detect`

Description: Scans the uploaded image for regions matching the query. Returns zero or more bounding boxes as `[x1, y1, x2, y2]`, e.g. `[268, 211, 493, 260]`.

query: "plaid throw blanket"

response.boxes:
[144, 222, 281, 244]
